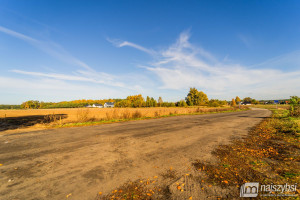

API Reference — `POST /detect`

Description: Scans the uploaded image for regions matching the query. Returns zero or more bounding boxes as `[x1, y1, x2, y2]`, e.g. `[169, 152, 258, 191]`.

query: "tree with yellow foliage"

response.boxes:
[235, 96, 241, 104]
[231, 98, 236, 106]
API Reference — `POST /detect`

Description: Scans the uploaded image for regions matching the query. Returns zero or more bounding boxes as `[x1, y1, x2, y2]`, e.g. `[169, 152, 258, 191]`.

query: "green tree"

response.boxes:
[243, 97, 252, 104]
[21, 100, 40, 109]
[146, 96, 151, 107]
[235, 96, 241, 104]
[150, 97, 157, 107]
[289, 96, 300, 117]
[178, 100, 187, 107]
[208, 99, 220, 107]
[251, 99, 259, 105]
[115, 100, 131, 107]
[186, 88, 208, 106]
[126, 94, 145, 107]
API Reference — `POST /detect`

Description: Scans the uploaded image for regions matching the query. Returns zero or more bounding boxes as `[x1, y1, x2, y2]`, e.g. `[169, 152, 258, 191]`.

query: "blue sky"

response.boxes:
[0, 0, 299, 104]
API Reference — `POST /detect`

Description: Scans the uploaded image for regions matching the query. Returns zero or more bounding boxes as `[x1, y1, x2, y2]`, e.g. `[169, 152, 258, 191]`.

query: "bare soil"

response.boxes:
[0, 108, 271, 200]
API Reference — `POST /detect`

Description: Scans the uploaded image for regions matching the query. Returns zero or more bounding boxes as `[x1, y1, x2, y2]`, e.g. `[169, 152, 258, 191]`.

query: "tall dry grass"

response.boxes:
[0, 106, 240, 128]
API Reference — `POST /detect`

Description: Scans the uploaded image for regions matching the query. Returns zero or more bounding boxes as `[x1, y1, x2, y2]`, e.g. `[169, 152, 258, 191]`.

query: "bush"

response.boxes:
[208, 99, 220, 107]
[122, 109, 131, 119]
[289, 96, 300, 117]
[77, 109, 90, 122]
[177, 100, 187, 107]
[132, 110, 143, 118]
[272, 118, 299, 135]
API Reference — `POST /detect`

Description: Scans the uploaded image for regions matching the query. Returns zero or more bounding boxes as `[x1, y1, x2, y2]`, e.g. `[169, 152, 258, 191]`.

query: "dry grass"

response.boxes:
[97, 178, 167, 200]
[0, 107, 236, 122]
[0, 106, 246, 132]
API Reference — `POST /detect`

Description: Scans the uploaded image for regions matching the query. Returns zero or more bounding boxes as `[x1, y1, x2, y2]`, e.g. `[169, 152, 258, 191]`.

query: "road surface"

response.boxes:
[0, 108, 271, 200]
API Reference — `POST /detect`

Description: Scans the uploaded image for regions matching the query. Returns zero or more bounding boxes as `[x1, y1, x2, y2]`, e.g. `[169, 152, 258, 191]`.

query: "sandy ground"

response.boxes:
[0, 108, 271, 200]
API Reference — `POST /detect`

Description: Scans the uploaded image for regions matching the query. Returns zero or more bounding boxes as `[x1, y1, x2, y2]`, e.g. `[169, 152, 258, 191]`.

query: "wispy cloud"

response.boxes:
[0, 25, 139, 91]
[2, 25, 299, 103]
[238, 34, 252, 48]
[0, 25, 93, 71]
[11, 69, 125, 87]
[0, 26, 37, 43]
[250, 50, 300, 70]
[107, 38, 156, 55]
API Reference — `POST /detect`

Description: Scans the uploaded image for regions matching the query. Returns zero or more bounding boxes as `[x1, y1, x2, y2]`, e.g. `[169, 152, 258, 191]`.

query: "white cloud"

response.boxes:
[1, 26, 300, 103]
[142, 31, 300, 99]
[0, 26, 140, 92]
[11, 69, 125, 88]
[250, 50, 300, 70]
[107, 38, 156, 55]
[0, 26, 37, 43]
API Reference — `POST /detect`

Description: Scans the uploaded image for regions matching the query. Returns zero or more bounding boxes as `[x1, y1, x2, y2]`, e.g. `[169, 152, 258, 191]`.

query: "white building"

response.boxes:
[104, 102, 114, 108]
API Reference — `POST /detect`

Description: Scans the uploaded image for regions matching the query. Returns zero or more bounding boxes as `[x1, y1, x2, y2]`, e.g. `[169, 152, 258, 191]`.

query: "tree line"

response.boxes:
[0, 105, 21, 109]
[19, 99, 116, 109]
[4, 87, 296, 109]
[115, 88, 238, 108]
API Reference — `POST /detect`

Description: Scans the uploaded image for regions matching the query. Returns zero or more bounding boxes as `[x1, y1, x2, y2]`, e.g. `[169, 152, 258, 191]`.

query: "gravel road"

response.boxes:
[0, 108, 271, 200]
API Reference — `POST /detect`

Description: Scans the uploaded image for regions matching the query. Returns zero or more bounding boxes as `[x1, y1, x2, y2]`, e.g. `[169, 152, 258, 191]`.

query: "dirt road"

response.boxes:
[0, 108, 271, 200]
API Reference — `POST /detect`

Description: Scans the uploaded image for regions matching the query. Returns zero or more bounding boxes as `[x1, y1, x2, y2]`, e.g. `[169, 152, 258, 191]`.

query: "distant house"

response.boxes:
[93, 104, 104, 108]
[241, 102, 251, 105]
[104, 102, 114, 108]
[85, 104, 104, 108]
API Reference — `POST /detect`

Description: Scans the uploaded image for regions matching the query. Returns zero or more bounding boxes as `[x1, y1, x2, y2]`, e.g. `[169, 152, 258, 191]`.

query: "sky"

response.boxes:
[0, 0, 299, 104]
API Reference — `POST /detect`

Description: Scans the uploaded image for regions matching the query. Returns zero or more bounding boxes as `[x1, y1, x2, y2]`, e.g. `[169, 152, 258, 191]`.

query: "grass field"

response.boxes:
[0, 106, 245, 132]
[251, 104, 290, 109]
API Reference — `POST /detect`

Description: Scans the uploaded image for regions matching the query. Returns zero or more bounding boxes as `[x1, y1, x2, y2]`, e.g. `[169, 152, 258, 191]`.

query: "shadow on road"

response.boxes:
[238, 115, 270, 119]
[0, 114, 67, 131]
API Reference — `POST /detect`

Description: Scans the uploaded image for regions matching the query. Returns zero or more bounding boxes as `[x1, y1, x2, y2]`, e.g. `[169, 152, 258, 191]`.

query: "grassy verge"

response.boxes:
[52, 107, 248, 129]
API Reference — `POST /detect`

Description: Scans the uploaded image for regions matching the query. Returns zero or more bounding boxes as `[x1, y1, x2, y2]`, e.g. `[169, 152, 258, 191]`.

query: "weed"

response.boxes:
[161, 169, 178, 180]
[154, 111, 160, 117]
[76, 109, 90, 122]
[122, 109, 131, 119]
[132, 110, 143, 118]
[43, 113, 57, 123]
[97, 178, 165, 200]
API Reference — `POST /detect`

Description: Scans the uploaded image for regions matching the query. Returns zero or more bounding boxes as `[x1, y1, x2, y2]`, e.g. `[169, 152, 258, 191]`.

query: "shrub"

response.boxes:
[271, 118, 299, 135]
[112, 109, 120, 119]
[132, 110, 143, 118]
[289, 96, 300, 117]
[154, 111, 160, 117]
[122, 109, 131, 119]
[77, 109, 90, 122]
[208, 99, 220, 107]
[177, 100, 187, 107]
